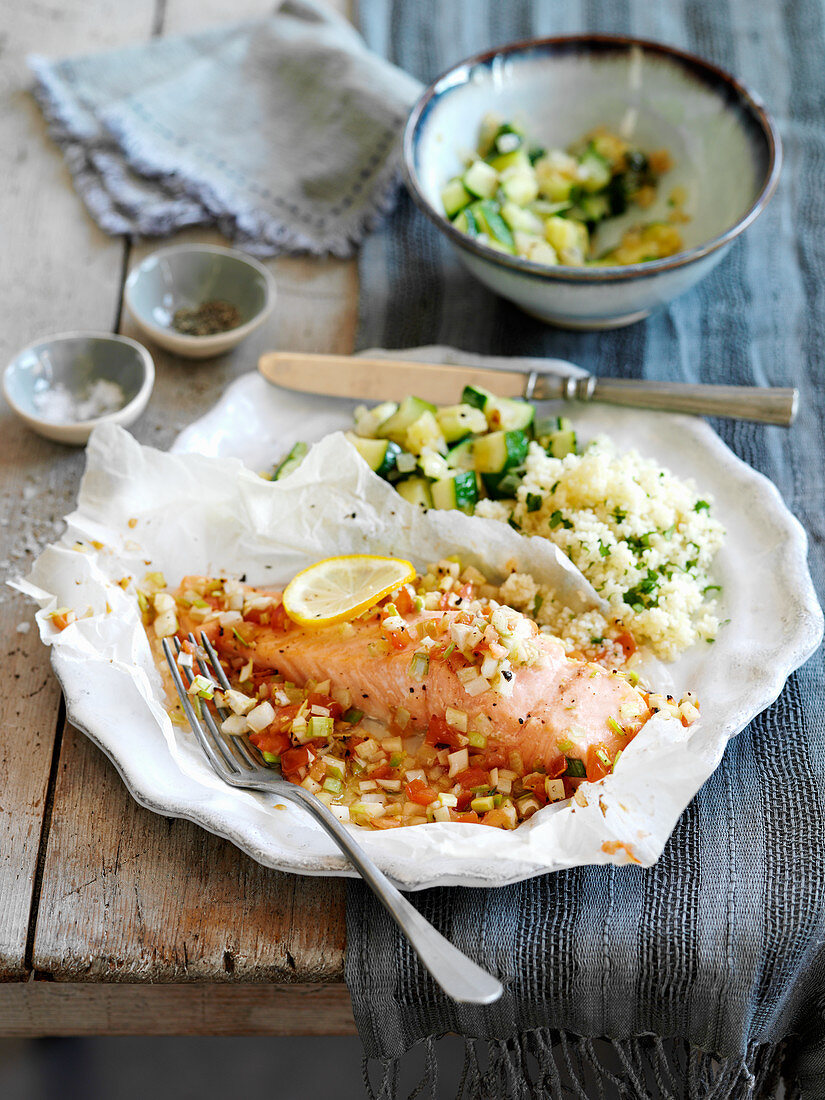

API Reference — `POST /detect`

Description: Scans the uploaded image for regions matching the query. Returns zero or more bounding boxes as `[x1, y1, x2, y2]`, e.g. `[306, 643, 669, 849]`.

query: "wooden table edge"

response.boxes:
[0, 979, 356, 1037]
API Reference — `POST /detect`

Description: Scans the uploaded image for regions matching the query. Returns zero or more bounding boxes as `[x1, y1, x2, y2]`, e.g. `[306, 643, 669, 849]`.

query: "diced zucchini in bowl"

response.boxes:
[519, 237, 559, 266]
[534, 161, 577, 203]
[453, 207, 480, 236]
[500, 169, 539, 207]
[578, 147, 612, 192]
[470, 200, 515, 252]
[490, 148, 531, 174]
[501, 202, 544, 235]
[345, 432, 403, 479]
[544, 216, 589, 263]
[440, 117, 684, 276]
[575, 194, 610, 223]
[441, 178, 472, 218]
[431, 470, 479, 514]
[435, 403, 488, 442]
[462, 160, 498, 200]
[378, 395, 437, 445]
[396, 476, 433, 511]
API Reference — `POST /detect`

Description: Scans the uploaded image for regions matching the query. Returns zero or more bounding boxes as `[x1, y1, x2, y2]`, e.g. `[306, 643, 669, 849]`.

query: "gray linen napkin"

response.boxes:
[28, 0, 422, 256]
[348, 1, 825, 1098]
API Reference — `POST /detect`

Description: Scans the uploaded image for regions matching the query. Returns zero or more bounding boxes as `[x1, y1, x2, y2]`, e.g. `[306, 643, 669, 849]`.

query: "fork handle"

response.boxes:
[273, 783, 503, 1005]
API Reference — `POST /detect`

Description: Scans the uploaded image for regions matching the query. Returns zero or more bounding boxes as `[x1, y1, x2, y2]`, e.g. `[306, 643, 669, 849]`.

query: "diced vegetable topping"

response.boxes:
[441, 116, 686, 267]
[144, 560, 686, 833]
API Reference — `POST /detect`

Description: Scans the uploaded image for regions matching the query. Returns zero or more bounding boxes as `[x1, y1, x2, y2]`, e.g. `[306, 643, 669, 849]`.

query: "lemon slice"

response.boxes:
[282, 555, 416, 628]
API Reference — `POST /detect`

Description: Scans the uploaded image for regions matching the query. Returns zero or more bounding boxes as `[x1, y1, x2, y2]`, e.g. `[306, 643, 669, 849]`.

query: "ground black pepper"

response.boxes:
[172, 299, 242, 336]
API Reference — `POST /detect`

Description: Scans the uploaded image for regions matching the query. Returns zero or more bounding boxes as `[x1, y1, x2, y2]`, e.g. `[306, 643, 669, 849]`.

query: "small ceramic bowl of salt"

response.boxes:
[3, 332, 155, 445]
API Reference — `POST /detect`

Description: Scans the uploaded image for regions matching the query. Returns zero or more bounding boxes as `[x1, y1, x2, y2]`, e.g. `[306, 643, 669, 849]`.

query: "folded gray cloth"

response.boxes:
[28, 0, 422, 256]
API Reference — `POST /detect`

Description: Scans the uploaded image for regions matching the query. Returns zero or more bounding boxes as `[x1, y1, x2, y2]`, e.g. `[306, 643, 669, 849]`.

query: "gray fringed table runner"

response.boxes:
[346, 1, 825, 1097]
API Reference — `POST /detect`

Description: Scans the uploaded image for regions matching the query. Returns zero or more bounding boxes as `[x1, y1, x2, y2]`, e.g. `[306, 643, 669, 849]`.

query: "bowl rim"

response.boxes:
[402, 32, 783, 284]
[3, 330, 156, 430]
[124, 243, 277, 346]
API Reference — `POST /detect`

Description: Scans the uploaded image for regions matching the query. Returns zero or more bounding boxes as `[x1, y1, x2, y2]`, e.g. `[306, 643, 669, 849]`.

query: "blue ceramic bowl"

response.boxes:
[402, 35, 781, 329]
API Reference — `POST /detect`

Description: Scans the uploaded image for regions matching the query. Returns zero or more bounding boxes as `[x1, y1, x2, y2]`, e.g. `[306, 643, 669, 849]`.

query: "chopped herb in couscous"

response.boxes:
[475, 439, 725, 661]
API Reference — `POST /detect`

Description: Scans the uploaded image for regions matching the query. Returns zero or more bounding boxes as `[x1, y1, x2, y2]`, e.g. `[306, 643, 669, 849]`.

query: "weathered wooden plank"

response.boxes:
[0, 0, 156, 980]
[0, 982, 356, 1036]
[30, 0, 359, 989]
[33, 725, 347, 983]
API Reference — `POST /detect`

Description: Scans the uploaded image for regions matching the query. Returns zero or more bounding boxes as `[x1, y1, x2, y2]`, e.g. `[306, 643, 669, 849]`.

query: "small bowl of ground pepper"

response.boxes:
[125, 245, 276, 359]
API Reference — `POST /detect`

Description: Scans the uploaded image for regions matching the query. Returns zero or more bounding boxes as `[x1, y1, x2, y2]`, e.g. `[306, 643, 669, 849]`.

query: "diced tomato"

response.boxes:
[450, 810, 480, 824]
[521, 772, 546, 793]
[615, 631, 637, 658]
[405, 778, 438, 805]
[271, 702, 301, 731]
[547, 756, 568, 780]
[307, 692, 343, 719]
[425, 715, 465, 749]
[281, 745, 314, 777]
[480, 808, 514, 829]
[270, 604, 292, 632]
[586, 743, 612, 783]
[384, 627, 409, 651]
[395, 588, 415, 615]
[250, 729, 291, 757]
[368, 762, 391, 780]
[455, 790, 473, 811]
[454, 767, 490, 790]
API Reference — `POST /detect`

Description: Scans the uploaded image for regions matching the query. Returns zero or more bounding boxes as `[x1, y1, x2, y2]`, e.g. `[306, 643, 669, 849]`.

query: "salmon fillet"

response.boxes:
[176, 576, 649, 774]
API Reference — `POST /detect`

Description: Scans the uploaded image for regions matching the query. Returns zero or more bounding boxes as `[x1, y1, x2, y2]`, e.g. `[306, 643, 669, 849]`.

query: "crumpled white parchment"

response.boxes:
[15, 422, 718, 886]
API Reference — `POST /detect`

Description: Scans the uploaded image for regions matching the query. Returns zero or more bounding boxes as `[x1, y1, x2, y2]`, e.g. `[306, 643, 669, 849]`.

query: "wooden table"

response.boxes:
[1, 0, 359, 1036]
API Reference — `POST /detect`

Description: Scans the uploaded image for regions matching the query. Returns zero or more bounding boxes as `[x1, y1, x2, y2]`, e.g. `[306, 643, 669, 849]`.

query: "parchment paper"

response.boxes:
[14, 423, 734, 882]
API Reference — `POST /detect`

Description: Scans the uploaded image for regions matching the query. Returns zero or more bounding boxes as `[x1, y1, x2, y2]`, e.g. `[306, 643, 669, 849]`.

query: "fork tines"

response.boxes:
[161, 634, 265, 777]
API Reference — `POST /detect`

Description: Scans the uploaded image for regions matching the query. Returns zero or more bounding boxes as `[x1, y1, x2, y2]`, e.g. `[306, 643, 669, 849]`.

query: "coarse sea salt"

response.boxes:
[33, 379, 125, 423]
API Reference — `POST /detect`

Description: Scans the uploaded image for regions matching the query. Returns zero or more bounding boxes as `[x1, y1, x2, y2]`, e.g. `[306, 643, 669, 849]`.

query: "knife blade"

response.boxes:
[258, 352, 798, 426]
[259, 351, 533, 405]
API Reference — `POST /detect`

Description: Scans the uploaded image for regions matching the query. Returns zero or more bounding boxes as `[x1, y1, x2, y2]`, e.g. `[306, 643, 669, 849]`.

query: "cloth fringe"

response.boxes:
[362, 1032, 793, 1100]
[27, 13, 409, 259]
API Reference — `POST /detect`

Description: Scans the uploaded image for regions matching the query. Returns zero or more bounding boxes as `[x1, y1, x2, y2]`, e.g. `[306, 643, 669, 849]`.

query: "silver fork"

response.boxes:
[162, 632, 503, 1005]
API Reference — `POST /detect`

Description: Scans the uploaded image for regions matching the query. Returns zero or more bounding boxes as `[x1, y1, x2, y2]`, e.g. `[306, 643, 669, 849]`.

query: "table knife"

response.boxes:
[258, 352, 798, 427]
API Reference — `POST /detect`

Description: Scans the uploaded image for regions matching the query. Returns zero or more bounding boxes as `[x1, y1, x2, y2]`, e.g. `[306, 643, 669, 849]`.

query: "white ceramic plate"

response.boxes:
[41, 348, 822, 889]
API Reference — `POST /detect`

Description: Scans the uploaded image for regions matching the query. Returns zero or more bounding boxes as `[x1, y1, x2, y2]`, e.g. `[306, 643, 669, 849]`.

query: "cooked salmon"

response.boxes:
[176, 576, 650, 776]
